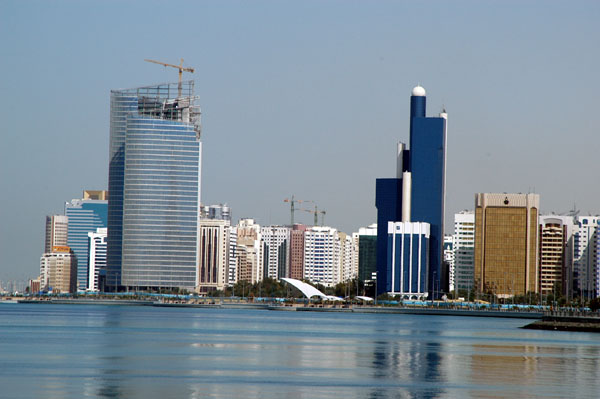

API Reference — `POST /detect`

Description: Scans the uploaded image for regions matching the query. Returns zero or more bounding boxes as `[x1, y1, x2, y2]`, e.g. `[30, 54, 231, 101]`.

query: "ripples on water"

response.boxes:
[1, 304, 599, 398]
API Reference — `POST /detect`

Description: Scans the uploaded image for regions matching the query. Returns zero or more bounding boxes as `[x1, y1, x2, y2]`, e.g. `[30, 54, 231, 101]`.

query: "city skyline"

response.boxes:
[2, 1, 600, 281]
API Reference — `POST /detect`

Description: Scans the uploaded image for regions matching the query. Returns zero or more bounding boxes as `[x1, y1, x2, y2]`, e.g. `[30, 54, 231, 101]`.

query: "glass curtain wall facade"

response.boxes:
[375, 87, 446, 296]
[409, 96, 447, 297]
[358, 235, 377, 283]
[65, 199, 108, 291]
[375, 179, 402, 293]
[474, 193, 539, 297]
[108, 81, 201, 290]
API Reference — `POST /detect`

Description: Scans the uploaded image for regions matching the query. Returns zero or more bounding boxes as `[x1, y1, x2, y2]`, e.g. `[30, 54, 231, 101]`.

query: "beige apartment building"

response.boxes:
[83, 190, 108, 200]
[538, 217, 566, 296]
[40, 246, 77, 293]
[44, 215, 68, 253]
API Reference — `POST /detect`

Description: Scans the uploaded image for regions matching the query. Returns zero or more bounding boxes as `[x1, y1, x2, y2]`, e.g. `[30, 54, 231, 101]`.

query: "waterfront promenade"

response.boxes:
[14, 296, 600, 331]
[11, 296, 547, 319]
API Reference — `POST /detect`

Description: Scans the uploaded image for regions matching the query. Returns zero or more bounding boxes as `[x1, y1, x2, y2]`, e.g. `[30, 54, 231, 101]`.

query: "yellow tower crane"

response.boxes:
[144, 58, 195, 97]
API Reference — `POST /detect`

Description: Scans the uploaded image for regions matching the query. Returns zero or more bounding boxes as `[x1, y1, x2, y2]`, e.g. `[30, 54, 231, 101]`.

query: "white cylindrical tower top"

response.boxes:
[412, 85, 426, 97]
[396, 142, 405, 179]
[402, 172, 412, 223]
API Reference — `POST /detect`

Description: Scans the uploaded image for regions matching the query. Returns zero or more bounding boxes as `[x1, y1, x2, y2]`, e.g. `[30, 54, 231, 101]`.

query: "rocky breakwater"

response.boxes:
[522, 310, 600, 332]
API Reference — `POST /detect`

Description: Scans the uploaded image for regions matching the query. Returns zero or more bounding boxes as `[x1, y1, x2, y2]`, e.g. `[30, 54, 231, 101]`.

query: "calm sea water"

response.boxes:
[1, 304, 599, 399]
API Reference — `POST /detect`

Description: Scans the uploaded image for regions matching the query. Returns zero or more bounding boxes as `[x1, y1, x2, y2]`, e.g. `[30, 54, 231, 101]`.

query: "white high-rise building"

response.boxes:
[444, 235, 455, 291]
[227, 226, 238, 285]
[351, 232, 360, 281]
[88, 228, 107, 292]
[573, 216, 600, 300]
[304, 226, 342, 287]
[452, 211, 475, 293]
[339, 232, 354, 283]
[261, 226, 290, 280]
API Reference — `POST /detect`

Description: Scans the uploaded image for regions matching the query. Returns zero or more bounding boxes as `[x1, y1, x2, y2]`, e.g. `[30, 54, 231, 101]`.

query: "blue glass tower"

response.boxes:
[65, 198, 108, 291]
[409, 89, 446, 297]
[107, 81, 202, 290]
[375, 85, 447, 297]
[375, 178, 402, 292]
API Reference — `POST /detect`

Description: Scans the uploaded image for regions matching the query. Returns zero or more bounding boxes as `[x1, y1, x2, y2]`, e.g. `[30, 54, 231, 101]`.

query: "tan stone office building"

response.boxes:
[40, 246, 77, 293]
[474, 193, 539, 297]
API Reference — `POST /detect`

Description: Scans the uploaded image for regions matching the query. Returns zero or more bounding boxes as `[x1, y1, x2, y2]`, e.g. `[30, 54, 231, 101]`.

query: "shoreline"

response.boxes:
[10, 298, 547, 319]
[18, 298, 600, 330]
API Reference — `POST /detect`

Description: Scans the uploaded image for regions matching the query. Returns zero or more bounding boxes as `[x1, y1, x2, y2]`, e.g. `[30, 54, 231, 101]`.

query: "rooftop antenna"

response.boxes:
[144, 58, 195, 97]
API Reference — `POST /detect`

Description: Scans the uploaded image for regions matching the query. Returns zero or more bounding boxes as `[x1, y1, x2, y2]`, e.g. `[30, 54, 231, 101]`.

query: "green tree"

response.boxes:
[589, 297, 600, 312]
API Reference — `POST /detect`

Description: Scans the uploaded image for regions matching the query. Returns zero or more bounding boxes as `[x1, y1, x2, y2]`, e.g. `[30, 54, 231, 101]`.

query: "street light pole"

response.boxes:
[372, 271, 378, 306]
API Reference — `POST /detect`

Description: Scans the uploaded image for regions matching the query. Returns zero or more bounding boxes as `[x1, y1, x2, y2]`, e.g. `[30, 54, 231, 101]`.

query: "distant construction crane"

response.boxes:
[559, 204, 580, 218]
[144, 58, 195, 97]
[302, 205, 326, 226]
[283, 196, 312, 226]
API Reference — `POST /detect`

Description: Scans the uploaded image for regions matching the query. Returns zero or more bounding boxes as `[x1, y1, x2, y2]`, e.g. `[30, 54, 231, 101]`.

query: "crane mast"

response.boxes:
[302, 205, 326, 226]
[283, 196, 311, 226]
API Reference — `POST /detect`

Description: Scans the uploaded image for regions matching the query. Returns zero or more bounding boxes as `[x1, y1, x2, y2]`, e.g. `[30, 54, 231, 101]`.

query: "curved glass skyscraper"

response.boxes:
[107, 81, 202, 290]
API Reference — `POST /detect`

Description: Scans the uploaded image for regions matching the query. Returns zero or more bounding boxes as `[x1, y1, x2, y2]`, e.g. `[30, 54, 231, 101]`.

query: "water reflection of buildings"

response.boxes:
[470, 344, 539, 393]
[369, 329, 445, 399]
[469, 343, 600, 398]
[186, 326, 363, 399]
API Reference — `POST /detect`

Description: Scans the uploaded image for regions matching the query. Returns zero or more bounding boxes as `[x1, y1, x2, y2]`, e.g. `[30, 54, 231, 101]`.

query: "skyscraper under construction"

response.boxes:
[107, 81, 202, 290]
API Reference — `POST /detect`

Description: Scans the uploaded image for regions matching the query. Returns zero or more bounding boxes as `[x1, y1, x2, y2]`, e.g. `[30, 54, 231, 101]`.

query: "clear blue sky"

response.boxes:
[1, 0, 599, 281]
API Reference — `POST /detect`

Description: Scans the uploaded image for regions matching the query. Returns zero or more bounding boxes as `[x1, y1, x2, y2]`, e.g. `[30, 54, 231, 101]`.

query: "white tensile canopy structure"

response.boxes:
[355, 296, 374, 302]
[280, 278, 343, 301]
